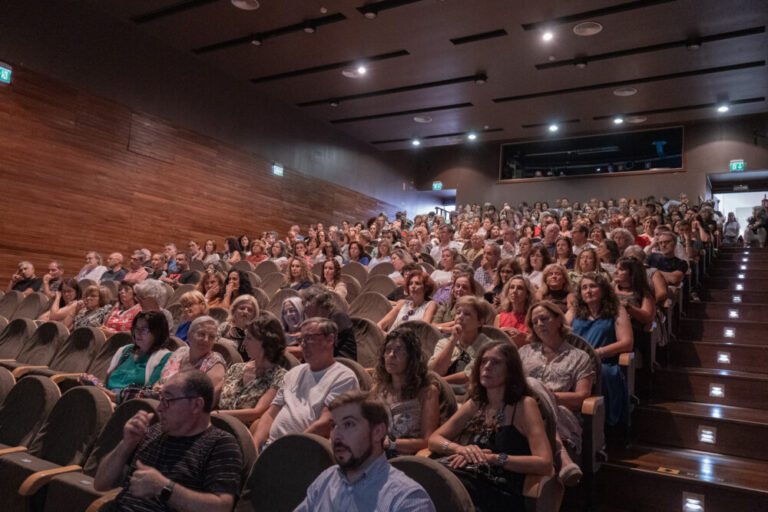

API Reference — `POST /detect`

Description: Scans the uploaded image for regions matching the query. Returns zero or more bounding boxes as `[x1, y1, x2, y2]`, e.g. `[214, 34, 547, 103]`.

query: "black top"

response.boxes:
[330, 310, 357, 361]
[647, 253, 688, 274]
[12, 277, 42, 293]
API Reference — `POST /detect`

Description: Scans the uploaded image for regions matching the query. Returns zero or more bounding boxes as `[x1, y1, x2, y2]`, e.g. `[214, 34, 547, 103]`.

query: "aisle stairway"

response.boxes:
[596, 247, 768, 512]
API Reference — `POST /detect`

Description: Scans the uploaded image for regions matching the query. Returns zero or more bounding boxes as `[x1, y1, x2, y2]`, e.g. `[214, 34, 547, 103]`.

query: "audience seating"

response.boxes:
[311, 261, 324, 278]
[399, 320, 442, 361]
[339, 274, 361, 303]
[166, 284, 196, 307]
[251, 287, 269, 310]
[0, 386, 113, 511]
[10, 292, 51, 321]
[160, 282, 174, 307]
[0, 318, 38, 361]
[0, 375, 61, 452]
[0, 315, 7, 334]
[360, 274, 397, 297]
[236, 433, 335, 512]
[0, 291, 23, 319]
[480, 325, 514, 344]
[428, 371, 458, 424]
[209, 307, 228, 323]
[260, 272, 286, 297]
[213, 341, 244, 367]
[17, 327, 105, 379]
[0, 367, 15, 403]
[99, 280, 118, 297]
[350, 317, 385, 369]
[167, 303, 184, 327]
[419, 262, 435, 274]
[245, 271, 262, 290]
[77, 279, 97, 295]
[232, 261, 255, 273]
[190, 259, 205, 272]
[340, 261, 368, 287]
[253, 260, 280, 279]
[348, 292, 392, 323]
[369, 261, 395, 277]
[335, 357, 372, 390]
[0, 321, 69, 374]
[50, 332, 134, 391]
[210, 412, 258, 484]
[267, 288, 299, 318]
[389, 456, 475, 512]
[328, 291, 348, 313]
[168, 336, 186, 350]
[282, 351, 300, 369]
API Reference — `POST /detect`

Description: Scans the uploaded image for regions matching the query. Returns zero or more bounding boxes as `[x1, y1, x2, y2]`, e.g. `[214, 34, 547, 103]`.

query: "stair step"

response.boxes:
[712, 262, 768, 271]
[655, 367, 768, 410]
[678, 318, 768, 344]
[685, 302, 768, 322]
[634, 402, 768, 460]
[700, 289, 768, 304]
[668, 341, 768, 374]
[716, 252, 768, 261]
[703, 277, 768, 292]
[707, 269, 768, 279]
[598, 445, 768, 511]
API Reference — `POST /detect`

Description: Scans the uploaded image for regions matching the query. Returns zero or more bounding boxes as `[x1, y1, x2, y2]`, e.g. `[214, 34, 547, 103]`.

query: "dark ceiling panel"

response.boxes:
[520, 0, 678, 30]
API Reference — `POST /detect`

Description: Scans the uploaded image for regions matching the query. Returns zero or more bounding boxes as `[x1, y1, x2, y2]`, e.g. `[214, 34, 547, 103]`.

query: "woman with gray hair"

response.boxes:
[155, 315, 227, 404]
[134, 278, 174, 329]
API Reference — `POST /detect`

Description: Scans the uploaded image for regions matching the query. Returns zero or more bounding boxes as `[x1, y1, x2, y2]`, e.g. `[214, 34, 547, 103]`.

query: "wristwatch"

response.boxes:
[497, 453, 508, 467]
[159, 480, 175, 503]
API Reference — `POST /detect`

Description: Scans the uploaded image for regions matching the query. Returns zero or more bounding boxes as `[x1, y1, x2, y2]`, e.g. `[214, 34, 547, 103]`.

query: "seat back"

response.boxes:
[245, 271, 262, 289]
[236, 433, 334, 512]
[10, 292, 50, 320]
[399, 320, 442, 361]
[77, 279, 97, 295]
[213, 341, 244, 367]
[251, 287, 270, 310]
[11, 321, 69, 366]
[253, 260, 280, 279]
[167, 284, 196, 307]
[28, 385, 113, 466]
[190, 259, 206, 272]
[209, 307, 229, 323]
[348, 292, 392, 323]
[267, 288, 300, 318]
[0, 318, 37, 359]
[46, 327, 106, 374]
[360, 274, 397, 297]
[341, 261, 368, 286]
[168, 336, 186, 350]
[350, 317, 385, 369]
[0, 375, 61, 447]
[232, 260, 255, 273]
[329, 291, 348, 314]
[0, 290, 24, 318]
[419, 262, 435, 274]
[81, 398, 159, 476]
[0, 315, 8, 333]
[480, 326, 514, 344]
[311, 261, 324, 278]
[429, 371, 458, 424]
[369, 261, 395, 276]
[86, 332, 134, 380]
[340, 274, 361, 303]
[168, 303, 184, 328]
[211, 411, 258, 483]
[0, 367, 15, 403]
[567, 334, 602, 394]
[99, 280, 119, 298]
[282, 351, 300, 369]
[390, 455, 475, 512]
[334, 357, 372, 390]
[261, 272, 287, 297]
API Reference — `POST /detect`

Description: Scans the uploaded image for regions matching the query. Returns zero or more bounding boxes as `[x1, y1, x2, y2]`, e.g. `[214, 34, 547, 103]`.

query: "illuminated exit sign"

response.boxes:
[730, 159, 745, 172]
[432, 181, 443, 191]
[0, 63, 11, 85]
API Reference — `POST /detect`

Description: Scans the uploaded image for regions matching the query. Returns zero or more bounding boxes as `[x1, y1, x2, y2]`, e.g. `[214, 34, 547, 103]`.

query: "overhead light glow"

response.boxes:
[542, 31, 554, 42]
[717, 104, 729, 113]
[613, 117, 624, 125]
[411, 139, 421, 147]
[548, 124, 559, 132]
[467, 132, 477, 141]
[357, 65, 367, 75]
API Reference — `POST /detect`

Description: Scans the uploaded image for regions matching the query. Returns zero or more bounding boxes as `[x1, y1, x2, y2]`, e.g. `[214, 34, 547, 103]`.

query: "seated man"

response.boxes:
[295, 391, 435, 511]
[301, 285, 357, 360]
[148, 253, 168, 280]
[6, 261, 43, 296]
[75, 251, 108, 282]
[162, 251, 200, 288]
[473, 243, 500, 291]
[462, 232, 484, 264]
[647, 231, 688, 305]
[125, 251, 149, 282]
[101, 252, 127, 282]
[94, 370, 242, 512]
[40, 260, 64, 299]
[252, 318, 359, 452]
[164, 243, 179, 272]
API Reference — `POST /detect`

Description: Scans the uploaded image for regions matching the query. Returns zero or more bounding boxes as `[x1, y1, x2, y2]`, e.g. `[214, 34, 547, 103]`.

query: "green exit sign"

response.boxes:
[730, 159, 745, 172]
[432, 181, 443, 191]
[0, 63, 11, 85]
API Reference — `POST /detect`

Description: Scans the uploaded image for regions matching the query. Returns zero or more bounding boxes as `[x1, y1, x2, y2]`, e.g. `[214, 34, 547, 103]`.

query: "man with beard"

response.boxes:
[294, 391, 435, 511]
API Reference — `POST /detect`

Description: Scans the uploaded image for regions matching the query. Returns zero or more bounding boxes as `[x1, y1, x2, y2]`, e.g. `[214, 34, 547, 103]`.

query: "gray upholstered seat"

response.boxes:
[0, 318, 37, 361]
[349, 316, 385, 369]
[389, 455, 475, 512]
[348, 292, 392, 323]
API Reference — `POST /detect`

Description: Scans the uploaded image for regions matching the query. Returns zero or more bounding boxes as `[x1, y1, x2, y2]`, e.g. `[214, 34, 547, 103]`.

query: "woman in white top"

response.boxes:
[369, 239, 393, 269]
[378, 270, 437, 332]
[523, 245, 551, 290]
[388, 248, 414, 286]
[430, 248, 459, 288]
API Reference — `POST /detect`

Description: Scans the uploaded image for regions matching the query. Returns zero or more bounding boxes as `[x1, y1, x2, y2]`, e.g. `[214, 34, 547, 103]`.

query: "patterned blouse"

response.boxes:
[156, 346, 226, 386]
[104, 304, 142, 332]
[518, 337, 594, 394]
[218, 363, 286, 410]
[73, 305, 112, 330]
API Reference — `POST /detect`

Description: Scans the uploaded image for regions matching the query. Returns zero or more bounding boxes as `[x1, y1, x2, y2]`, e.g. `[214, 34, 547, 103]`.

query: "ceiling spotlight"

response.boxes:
[411, 139, 421, 147]
[320, 6, 328, 14]
[686, 38, 702, 51]
[250, 35, 263, 46]
[625, 115, 647, 124]
[413, 115, 432, 124]
[717, 104, 729, 113]
[573, 21, 603, 36]
[231, 0, 260, 10]
[467, 132, 478, 141]
[548, 124, 559, 132]
[613, 117, 624, 125]
[474, 73, 487, 85]
[548, 55, 557, 62]
[575, 58, 588, 69]
[613, 87, 638, 97]
[356, 65, 367, 75]
[363, 10, 377, 19]
[304, 24, 316, 34]
[542, 31, 554, 42]
[329, 100, 339, 107]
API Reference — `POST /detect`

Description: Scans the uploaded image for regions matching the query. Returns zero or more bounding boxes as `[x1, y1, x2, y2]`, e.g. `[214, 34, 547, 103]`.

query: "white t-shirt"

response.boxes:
[268, 362, 359, 443]
[429, 241, 462, 262]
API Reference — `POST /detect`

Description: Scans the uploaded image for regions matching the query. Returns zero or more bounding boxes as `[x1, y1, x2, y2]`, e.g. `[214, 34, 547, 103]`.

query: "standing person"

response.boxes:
[723, 212, 740, 245]
[93, 371, 242, 511]
[75, 251, 108, 282]
[295, 391, 436, 511]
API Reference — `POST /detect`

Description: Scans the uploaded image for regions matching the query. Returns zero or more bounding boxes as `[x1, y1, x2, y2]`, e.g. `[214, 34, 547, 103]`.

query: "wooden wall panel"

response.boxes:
[0, 68, 395, 288]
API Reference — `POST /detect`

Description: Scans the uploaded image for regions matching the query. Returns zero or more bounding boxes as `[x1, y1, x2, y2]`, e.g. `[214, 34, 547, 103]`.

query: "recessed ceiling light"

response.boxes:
[573, 21, 603, 36]
[342, 68, 366, 79]
[575, 60, 588, 69]
[304, 25, 316, 34]
[483, 124, 490, 130]
[717, 104, 729, 113]
[613, 117, 624, 125]
[475, 74, 487, 85]
[411, 139, 421, 147]
[542, 31, 554, 42]
[320, 6, 328, 14]
[413, 115, 432, 124]
[548, 124, 559, 132]
[329, 100, 339, 107]
[364, 11, 377, 19]
[231, 0, 260, 10]
[251, 36, 263, 46]
[467, 132, 478, 141]
[548, 55, 557, 62]
[613, 87, 638, 97]
[357, 65, 367, 75]
[625, 115, 647, 124]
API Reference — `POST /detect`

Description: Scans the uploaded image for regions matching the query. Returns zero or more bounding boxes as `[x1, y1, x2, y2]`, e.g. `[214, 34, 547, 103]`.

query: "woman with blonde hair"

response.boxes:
[282, 256, 315, 291]
[174, 290, 209, 341]
[494, 275, 536, 347]
[218, 294, 260, 360]
[536, 264, 574, 313]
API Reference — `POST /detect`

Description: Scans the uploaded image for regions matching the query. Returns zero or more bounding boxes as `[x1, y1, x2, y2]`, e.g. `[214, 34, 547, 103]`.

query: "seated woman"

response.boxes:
[188, 240, 204, 262]
[101, 280, 142, 338]
[428, 295, 492, 385]
[292, 239, 311, 263]
[220, 269, 254, 310]
[218, 294, 260, 360]
[281, 297, 305, 357]
[155, 315, 227, 404]
[73, 285, 113, 329]
[523, 246, 551, 290]
[614, 257, 656, 368]
[343, 241, 371, 267]
[536, 264, 574, 313]
[202, 239, 221, 266]
[174, 290, 209, 341]
[597, 239, 620, 279]
[282, 257, 315, 291]
[378, 270, 436, 333]
[430, 248, 460, 291]
[568, 248, 606, 287]
[268, 240, 289, 269]
[240, 235, 252, 257]
[369, 239, 393, 269]
[80, 311, 172, 403]
[221, 237, 243, 264]
[487, 257, 522, 308]
[566, 273, 633, 427]
[433, 272, 479, 334]
[554, 235, 576, 270]
[246, 240, 268, 266]
[388, 248, 413, 286]
[372, 327, 439, 456]
[494, 274, 536, 347]
[39, 278, 81, 329]
[520, 301, 595, 486]
[320, 259, 347, 300]
[197, 271, 226, 308]
[589, 226, 607, 246]
[218, 313, 288, 424]
[314, 240, 343, 265]
[515, 236, 532, 270]
[428, 340, 553, 511]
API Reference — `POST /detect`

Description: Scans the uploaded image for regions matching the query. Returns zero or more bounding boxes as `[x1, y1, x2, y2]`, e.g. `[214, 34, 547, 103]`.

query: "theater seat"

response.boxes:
[18, 327, 105, 379]
[349, 316, 385, 369]
[340, 274, 361, 303]
[267, 288, 300, 317]
[99, 280, 118, 298]
[232, 260, 255, 273]
[368, 261, 395, 277]
[389, 455, 475, 512]
[524, 378, 564, 512]
[335, 357, 372, 391]
[480, 325, 514, 344]
[0, 291, 23, 319]
[341, 261, 368, 288]
[251, 287, 270, 310]
[0, 367, 15, 403]
[213, 341, 244, 367]
[166, 284, 196, 307]
[236, 433, 335, 512]
[428, 371, 457, 424]
[0, 321, 68, 373]
[0, 375, 61, 451]
[360, 274, 397, 297]
[209, 307, 228, 323]
[260, 272, 287, 298]
[0, 315, 8, 334]
[0, 318, 37, 361]
[167, 303, 184, 328]
[398, 320, 442, 361]
[348, 292, 392, 323]
[245, 271, 262, 290]
[77, 280, 97, 295]
[49, 332, 133, 391]
[210, 412, 257, 484]
[10, 292, 50, 320]
[253, 260, 280, 279]
[328, 291, 348, 314]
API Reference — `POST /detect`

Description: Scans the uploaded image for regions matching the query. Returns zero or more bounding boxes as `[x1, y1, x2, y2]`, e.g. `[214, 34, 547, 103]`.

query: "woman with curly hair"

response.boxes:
[378, 270, 436, 332]
[282, 257, 315, 292]
[523, 245, 552, 289]
[221, 269, 254, 310]
[494, 275, 536, 347]
[372, 327, 440, 456]
[320, 259, 347, 300]
[197, 271, 226, 308]
[535, 264, 574, 313]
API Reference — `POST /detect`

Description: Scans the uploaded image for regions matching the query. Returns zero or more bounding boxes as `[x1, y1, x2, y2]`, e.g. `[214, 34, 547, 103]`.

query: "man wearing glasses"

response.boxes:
[251, 318, 359, 454]
[94, 370, 242, 511]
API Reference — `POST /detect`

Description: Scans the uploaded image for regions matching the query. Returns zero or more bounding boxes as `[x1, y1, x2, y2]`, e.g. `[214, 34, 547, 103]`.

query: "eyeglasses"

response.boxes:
[159, 395, 197, 407]
[299, 332, 327, 344]
[133, 328, 150, 335]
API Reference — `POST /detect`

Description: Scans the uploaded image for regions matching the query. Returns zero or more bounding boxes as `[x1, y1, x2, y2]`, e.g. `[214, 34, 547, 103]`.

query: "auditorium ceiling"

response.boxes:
[87, 0, 768, 150]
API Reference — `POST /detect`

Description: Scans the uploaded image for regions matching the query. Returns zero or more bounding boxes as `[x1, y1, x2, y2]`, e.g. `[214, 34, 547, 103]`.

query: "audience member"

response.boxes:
[147, 253, 168, 280]
[101, 280, 142, 337]
[536, 264, 574, 313]
[433, 273, 479, 334]
[282, 257, 315, 291]
[320, 259, 347, 300]
[430, 225, 462, 262]
[494, 275, 536, 347]
[6, 260, 43, 295]
[39, 277, 81, 328]
[202, 239, 221, 266]
[301, 285, 357, 360]
[40, 260, 64, 298]
[197, 271, 226, 308]
[523, 245, 551, 289]
[174, 290, 209, 341]
[220, 269, 253, 310]
[75, 251, 108, 282]
[101, 252, 127, 282]
[73, 285, 113, 329]
[378, 270, 436, 332]
[474, 243, 501, 291]
[218, 294, 260, 360]
[125, 251, 149, 283]
[164, 243, 179, 272]
[162, 251, 201, 287]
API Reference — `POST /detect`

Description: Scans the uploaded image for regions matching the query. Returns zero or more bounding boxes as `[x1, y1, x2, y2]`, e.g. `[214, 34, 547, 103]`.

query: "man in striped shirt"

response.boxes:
[94, 370, 242, 511]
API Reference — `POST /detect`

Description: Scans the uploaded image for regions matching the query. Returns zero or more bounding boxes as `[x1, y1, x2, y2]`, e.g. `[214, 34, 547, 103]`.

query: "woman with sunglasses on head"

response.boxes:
[378, 270, 436, 333]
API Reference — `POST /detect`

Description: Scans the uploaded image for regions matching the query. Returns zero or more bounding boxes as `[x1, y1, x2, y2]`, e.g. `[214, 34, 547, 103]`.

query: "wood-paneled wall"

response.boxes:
[0, 68, 395, 287]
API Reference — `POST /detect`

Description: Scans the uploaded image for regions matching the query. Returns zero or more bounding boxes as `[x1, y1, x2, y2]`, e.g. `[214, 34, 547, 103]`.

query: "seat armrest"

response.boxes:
[618, 352, 634, 367]
[12, 366, 48, 378]
[581, 396, 605, 475]
[0, 446, 28, 456]
[0, 359, 17, 363]
[522, 468, 556, 498]
[18, 465, 82, 495]
[416, 448, 432, 458]
[581, 396, 604, 416]
[86, 488, 121, 512]
[50, 373, 82, 384]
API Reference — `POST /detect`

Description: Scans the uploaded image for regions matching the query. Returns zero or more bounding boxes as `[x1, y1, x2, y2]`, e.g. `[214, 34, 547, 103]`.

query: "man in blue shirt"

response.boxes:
[295, 391, 435, 512]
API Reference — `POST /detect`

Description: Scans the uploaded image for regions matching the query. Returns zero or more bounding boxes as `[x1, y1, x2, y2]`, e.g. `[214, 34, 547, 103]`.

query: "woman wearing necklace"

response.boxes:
[613, 257, 656, 368]
[429, 340, 553, 511]
[377, 270, 436, 333]
[536, 263, 575, 313]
